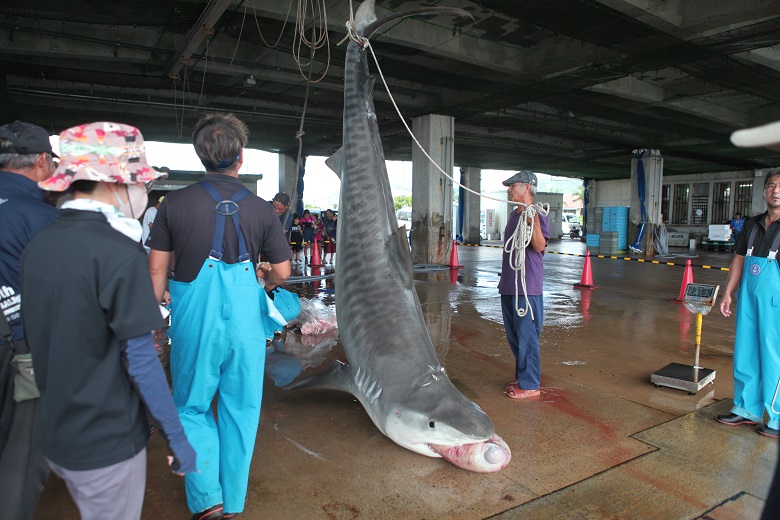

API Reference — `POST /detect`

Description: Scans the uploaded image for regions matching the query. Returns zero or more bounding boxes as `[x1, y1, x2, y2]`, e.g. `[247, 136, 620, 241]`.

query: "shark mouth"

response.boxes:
[428, 434, 512, 473]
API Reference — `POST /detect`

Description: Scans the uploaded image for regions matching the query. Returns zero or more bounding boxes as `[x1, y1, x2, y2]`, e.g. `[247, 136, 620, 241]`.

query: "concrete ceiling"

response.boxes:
[2, 0, 780, 181]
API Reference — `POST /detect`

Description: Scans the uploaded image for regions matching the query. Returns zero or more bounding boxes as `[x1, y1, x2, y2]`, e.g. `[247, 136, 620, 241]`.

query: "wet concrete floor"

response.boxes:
[35, 240, 777, 519]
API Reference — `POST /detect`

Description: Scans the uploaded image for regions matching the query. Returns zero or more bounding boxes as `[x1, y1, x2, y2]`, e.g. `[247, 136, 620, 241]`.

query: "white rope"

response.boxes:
[366, 42, 510, 206]
[504, 202, 549, 320]
[348, 22, 550, 316]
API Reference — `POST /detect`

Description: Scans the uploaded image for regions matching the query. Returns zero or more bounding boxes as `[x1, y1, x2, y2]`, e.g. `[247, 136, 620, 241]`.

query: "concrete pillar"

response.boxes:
[630, 149, 663, 256]
[278, 153, 300, 210]
[461, 167, 481, 245]
[411, 114, 455, 264]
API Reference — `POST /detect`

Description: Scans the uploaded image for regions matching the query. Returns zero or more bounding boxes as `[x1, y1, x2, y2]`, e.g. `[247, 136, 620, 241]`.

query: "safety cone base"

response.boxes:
[448, 239, 464, 268]
[310, 240, 324, 267]
[673, 259, 695, 302]
[575, 251, 597, 288]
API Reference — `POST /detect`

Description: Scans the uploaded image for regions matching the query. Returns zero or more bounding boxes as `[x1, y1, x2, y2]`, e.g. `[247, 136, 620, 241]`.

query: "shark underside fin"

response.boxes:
[284, 359, 354, 394]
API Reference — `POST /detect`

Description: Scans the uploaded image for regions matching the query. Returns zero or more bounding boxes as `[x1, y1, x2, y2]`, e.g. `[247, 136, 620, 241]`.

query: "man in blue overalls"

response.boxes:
[148, 113, 291, 520]
[717, 168, 780, 438]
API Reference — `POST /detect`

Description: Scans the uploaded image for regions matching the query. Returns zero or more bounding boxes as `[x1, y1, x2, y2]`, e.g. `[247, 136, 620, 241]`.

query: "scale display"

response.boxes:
[682, 283, 719, 315]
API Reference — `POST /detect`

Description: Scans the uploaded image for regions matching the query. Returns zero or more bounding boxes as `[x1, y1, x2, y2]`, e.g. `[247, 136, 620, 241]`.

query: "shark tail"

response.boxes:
[358, 1, 473, 40]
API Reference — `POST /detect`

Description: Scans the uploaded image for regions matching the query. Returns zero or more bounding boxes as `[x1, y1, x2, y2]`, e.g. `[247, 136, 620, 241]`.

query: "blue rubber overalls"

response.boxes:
[168, 182, 266, 514]
[731, 224, 780, 429]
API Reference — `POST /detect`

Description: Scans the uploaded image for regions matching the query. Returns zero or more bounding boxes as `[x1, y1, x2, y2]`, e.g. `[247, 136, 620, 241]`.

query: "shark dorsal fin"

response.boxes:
[386, 226, 413, 287]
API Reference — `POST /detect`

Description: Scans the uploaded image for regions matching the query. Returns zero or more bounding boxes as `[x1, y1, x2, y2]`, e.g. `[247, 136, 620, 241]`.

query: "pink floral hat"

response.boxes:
[39, 121, 166, 192]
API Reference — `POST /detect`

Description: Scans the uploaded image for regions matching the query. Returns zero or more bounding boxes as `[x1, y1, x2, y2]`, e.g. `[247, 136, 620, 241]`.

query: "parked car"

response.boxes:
[561, 213, 582, 238]
[396, 207, 412, 246]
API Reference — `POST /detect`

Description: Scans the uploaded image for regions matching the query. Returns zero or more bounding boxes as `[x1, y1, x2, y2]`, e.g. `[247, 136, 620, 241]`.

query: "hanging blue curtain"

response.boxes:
[582, 179, 589, 237]
[457, 173, 465, 242]
[630, 150, 647, 252]
[296, 157, 305, 217]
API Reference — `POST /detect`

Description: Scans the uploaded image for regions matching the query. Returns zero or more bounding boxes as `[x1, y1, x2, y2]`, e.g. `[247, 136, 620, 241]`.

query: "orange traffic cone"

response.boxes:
[311, 265, 322, 291]
[574, 251, 598, 289]
[449, 239, 464, 268]
[310, 240, 324, 267]
[673, 259, 694, 302]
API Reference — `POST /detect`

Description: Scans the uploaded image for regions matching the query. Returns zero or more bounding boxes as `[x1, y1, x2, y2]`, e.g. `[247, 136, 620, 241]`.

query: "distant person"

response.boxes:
[290, 213, 304, 263]
[323, 209, 337, 264]
[21, 121, 196, 520]
[0, 120, 59, 520]
[271, 191, 293, 237]
[148, 113, 291, 520]
[729, 212, 744, 242]
[312, 215, 326, 262]
[498, 171, 550, 399]
[142, 195, 164, 253]
[717, 168, 780, 438]
[300, 208, 317, 263]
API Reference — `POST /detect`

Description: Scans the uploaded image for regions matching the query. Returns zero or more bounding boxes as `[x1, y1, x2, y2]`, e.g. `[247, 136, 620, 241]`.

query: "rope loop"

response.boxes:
[504, 202, 549, 319]
[345, 20, 369, 46]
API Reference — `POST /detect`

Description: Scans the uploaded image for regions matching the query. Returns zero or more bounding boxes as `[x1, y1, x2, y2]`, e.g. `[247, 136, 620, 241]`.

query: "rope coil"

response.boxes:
[504, 203, 549, 320]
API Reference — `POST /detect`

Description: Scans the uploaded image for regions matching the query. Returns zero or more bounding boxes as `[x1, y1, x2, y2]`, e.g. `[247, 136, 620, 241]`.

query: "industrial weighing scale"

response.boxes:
[651, 283, 719, 394]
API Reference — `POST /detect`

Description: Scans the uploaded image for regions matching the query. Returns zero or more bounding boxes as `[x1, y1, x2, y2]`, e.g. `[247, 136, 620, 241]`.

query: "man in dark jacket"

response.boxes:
[0, 121, 58, 520]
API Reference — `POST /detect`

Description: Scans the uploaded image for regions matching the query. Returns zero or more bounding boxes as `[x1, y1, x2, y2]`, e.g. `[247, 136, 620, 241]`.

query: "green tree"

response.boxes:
[393, 195, 412, 211]
[571, 185, 585, 204]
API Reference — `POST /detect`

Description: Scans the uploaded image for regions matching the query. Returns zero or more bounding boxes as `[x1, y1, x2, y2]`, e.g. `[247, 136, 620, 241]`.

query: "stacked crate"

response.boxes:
[600, 206, 629, 253]
[585, 233, 600, 253]
[599, 231, 619, 255]
[591, 207, 603, 233]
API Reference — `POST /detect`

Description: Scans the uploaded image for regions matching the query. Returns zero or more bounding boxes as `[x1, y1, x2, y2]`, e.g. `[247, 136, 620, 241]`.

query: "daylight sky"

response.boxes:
[50, 137, 582, 209]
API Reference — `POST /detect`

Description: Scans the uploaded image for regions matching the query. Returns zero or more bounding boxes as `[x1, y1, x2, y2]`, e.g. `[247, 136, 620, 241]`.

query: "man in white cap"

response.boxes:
[20, 122, 197, 520]
[498, 170, 550, 399]
[0, 120, 59, 520]
[716, 122, 780, 439]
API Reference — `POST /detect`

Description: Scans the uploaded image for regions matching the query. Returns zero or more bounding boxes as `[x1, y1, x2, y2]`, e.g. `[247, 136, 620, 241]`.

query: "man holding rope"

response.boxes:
[499, 171, 550, 399]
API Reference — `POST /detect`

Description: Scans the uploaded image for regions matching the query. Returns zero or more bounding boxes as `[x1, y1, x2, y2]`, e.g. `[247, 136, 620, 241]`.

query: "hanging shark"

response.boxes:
[287, 1, 510, 473]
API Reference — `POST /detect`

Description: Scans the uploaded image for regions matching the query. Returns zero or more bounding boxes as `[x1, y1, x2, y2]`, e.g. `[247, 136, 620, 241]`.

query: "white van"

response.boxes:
[396, 207, 412, 231]
[561, 213, 582, 238]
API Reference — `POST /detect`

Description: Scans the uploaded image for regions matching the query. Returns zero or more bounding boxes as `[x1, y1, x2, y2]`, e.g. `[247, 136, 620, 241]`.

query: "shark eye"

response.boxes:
[429, 420, 436, 429]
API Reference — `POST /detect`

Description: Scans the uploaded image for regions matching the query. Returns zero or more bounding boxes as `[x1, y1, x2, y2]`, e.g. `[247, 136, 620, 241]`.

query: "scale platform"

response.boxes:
[651, 362, 715, 394]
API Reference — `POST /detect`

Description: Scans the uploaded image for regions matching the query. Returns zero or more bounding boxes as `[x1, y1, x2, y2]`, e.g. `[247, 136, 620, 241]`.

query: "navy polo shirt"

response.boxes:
[148, 174, 292, 283]
[0, 170, 58, 342]
[735, 212, 780, 258]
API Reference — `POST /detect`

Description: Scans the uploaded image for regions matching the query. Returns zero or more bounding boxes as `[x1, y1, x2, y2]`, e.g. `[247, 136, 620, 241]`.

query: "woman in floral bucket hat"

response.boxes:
[20, 122, 196, 520]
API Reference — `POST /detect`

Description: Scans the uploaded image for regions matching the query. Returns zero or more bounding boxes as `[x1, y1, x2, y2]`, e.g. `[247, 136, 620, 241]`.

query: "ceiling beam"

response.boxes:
[165, 0, 234, 80]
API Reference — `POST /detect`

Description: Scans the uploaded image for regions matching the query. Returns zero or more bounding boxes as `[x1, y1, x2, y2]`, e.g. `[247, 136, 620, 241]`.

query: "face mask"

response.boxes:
[114, 184, 148, 220]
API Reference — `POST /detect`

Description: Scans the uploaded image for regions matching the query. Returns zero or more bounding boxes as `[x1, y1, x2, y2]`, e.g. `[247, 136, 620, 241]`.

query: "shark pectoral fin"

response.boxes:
[283, 360, 353, 394]
[386, 227, 414, 286]
[325, 147, 343, 179]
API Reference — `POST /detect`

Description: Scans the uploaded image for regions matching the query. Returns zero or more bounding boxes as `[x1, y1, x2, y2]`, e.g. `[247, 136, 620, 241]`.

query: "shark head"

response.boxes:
[382, 365, 495, 458]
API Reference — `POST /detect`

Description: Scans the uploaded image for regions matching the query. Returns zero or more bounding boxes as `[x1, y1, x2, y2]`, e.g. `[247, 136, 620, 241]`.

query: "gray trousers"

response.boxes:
[48, 448, 147, 520]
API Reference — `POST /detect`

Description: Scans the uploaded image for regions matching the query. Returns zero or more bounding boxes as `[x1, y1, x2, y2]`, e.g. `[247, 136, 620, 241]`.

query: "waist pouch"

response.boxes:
[12, 353, 40, 402]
